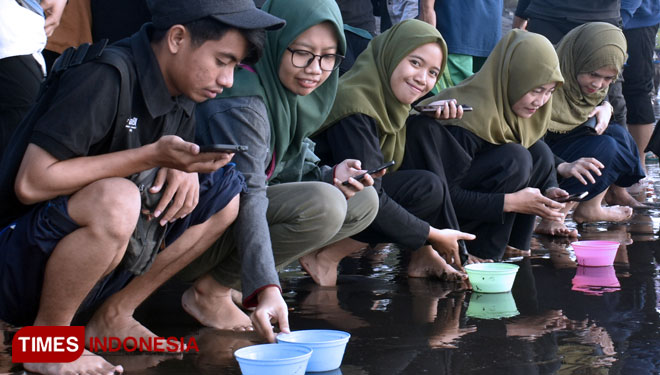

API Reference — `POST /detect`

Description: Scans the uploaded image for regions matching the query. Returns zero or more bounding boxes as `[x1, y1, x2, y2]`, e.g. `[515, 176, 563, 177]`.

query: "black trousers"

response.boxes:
[0, 55, 43, 154]
[402, 119, 556, 260]
[353, 169, 462, 249]
[623, 24, 660, 125]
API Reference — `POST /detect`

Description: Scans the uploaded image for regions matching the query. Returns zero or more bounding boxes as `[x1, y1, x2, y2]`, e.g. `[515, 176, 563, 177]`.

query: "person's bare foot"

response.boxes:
[573, 204, 633, 224]
[299, 250, 340, 287]
[407, 246, 467, 281]
[181, 277, 253, 331]
[85, 307, 184, 351]
[605, 185, 649, 208]
[504, 245, 531, 258]
[24, 349, 123, 375]
[465, 253, 494, 264]
[299, 238, 367, 287]
[534, 218, 578, 237]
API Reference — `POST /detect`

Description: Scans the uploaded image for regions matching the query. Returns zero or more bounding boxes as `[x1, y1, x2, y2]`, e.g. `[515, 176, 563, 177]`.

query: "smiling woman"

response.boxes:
[402, 30, 566, 260]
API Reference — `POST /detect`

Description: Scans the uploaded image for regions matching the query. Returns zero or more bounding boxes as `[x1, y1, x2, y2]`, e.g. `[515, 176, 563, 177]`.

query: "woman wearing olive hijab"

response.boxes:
[538, 22, 644, 234]
[404, 30, 566, 260]
[179, 0, 379, 341]
[312, 19, 475, 286]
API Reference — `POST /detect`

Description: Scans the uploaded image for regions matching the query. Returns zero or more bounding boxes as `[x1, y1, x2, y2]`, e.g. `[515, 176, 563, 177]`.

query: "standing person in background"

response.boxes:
[42, 0, 93, 71]
[419, 0, 503, 90]
[0, 0, 67, 153]
[335, 0, 376, 74]
[620, 0, 660, 171]
[513, 0, 622, 44]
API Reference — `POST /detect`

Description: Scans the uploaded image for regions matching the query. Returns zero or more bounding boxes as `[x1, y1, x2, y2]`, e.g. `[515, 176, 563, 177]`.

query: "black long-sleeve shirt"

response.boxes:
[314, 114, 430, 249]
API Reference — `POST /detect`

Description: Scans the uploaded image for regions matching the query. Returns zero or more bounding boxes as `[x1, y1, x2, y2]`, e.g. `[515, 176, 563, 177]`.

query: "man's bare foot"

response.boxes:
[534, 218, 578, 237]
[605, 185, 649, 209]
[24, 350, 122, 375]
[181, 277, 253, 331]
[299, 250, 339, 287]
[573, 204, 633, 224]
[85, 307, 185, 351]
[466, 254, 494, 264]
[408, 246, 467, 281]
[504, 245, 531, 258]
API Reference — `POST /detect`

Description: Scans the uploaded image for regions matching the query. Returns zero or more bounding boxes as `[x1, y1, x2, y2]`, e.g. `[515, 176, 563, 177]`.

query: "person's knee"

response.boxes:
[206, 194, 240, 238]
[297, 183, 347, 235]
[501, 144, 533, 181]
[72, 178, 141, 242]
[348, 186, 379, 225]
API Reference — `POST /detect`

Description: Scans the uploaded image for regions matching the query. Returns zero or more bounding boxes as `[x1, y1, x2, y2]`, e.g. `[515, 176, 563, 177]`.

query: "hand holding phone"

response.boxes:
[342, 160, 395, 186]
[554, 191, 588, 203]
[414, 103, 473, 112]
[199, 144, 249, 153]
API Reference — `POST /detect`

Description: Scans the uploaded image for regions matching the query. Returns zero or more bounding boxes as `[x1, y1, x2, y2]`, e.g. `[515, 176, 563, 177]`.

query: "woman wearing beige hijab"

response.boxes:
[538, 22, 644, 234]
[403, 30, 566, 260]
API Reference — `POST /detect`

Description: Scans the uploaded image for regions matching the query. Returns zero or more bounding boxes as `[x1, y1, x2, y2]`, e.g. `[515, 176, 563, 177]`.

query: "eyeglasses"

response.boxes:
[286, 47, 344, 71]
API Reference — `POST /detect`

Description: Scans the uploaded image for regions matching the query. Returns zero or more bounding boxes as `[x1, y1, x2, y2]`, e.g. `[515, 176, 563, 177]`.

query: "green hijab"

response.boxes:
[320, 19, 447, 171]
[218, 0, 345, 180]
[420, 30, 563, 148]
[548, 22, 627, 133]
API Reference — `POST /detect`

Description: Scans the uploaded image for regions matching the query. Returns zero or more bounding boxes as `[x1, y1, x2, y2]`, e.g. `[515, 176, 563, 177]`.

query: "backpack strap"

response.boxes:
[96, 48, 134, 135]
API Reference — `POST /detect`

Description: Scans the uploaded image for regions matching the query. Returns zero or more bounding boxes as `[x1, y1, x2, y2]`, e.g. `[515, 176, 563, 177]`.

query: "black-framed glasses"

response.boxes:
[286, 47, 344, 71]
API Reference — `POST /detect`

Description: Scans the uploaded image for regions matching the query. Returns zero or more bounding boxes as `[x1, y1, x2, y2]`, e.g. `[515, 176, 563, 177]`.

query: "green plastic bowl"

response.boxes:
[465, 263, 520, 293]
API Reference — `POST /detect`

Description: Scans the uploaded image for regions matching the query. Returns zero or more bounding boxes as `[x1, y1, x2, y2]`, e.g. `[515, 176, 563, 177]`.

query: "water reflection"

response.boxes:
[571, 266, 621, 296]
[466, 292, 519, 320]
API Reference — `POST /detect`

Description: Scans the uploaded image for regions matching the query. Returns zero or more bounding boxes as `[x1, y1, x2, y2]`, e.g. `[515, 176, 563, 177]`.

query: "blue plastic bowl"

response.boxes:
[234, 343, 312, 375]
[276, 330, 350, 372]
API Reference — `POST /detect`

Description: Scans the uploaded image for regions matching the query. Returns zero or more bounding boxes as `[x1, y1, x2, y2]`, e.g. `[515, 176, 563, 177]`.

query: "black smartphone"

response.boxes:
[582, 116, 598, 133]
[342, 160, 396, 186]
[199, 144, 249, 153]
[414, 103, 473, 112]
[554, 191, 589, 203]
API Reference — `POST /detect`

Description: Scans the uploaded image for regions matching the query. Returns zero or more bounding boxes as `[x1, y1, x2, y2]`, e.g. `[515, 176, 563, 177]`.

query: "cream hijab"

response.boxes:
[419, 30, 564, 148]
[547, 22, 627, 133]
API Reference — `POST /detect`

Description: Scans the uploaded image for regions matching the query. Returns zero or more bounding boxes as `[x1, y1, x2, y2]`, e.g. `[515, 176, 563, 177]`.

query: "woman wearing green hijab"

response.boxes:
[404, 30, 566, 260]
[540, 22, 644, 232]
[312, 19, 476, 286]
[178, 0, 380, 341]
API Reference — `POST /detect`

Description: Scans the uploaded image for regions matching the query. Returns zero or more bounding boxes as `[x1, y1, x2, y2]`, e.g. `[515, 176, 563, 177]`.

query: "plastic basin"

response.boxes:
[466, 291, 519, 319]
[277, 330, 350, 372]
[234, 343, 312, 375]
[571, 240, 619, 267]
[465, 263, 519, 293]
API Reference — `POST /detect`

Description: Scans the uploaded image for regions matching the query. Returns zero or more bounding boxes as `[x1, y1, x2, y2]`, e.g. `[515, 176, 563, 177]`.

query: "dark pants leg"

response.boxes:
[508, 141, 556, 251]
[623, 24, 659, 126]
[458, 144, 532, 259]
[0, 55, 43, 154]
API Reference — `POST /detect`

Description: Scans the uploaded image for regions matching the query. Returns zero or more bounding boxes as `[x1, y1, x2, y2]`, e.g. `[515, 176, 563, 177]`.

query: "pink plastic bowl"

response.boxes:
[571, 241, 619, 267]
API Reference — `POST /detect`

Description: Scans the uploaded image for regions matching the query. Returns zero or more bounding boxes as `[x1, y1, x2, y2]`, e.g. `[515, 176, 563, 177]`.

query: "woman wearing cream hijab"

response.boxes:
[404, 30, 566, 260]
[539, 22, 644, 234]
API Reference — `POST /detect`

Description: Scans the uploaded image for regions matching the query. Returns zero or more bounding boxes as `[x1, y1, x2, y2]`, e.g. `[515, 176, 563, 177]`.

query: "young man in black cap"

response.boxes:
[0, 1, 284, 374]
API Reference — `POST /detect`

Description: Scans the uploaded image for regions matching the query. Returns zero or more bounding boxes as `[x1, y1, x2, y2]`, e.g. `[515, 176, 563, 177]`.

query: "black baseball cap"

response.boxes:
[148, 0, 285, 30]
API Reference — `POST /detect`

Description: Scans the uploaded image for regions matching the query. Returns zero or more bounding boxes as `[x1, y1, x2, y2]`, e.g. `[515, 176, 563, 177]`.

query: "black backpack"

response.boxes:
[0, 40, 134, 228]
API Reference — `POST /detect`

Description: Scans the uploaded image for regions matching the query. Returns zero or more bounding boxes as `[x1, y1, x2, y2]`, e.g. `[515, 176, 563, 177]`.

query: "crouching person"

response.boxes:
[0, 1, 285, 374]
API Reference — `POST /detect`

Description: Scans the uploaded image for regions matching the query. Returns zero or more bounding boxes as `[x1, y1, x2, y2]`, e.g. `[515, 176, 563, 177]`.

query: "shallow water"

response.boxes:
[3, 163, 660, 375]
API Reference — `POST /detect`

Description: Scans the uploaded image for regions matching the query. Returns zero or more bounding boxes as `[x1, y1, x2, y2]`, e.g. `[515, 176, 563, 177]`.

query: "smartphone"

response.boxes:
[199, 144, 248, 153]
[342, 160, 396, 186]
[414, 103, 473, 112]
[582, 116, 598, 133]
[554, 191, 589, 203]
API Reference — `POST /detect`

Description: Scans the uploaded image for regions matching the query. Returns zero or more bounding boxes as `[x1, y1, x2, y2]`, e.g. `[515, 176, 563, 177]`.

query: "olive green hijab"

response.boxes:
[218, 0, 346, 180]
[420, 30, 563, 148]
[548, 22, 627, 133]
[320, 19, 447, 171]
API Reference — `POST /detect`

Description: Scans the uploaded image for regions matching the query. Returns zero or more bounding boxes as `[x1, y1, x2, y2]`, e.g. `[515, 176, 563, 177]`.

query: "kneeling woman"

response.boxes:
[538, 22, 644, 233]
[404, 30, 566, 260]
[311, 19, 475, 286]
